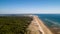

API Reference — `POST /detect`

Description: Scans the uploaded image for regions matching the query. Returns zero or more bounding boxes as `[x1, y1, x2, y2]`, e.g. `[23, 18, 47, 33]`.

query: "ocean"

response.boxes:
[36, 14, 60, 34]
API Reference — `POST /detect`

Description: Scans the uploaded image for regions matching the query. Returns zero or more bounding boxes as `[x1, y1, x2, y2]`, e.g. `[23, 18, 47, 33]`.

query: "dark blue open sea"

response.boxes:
[36, 14, 60, 34]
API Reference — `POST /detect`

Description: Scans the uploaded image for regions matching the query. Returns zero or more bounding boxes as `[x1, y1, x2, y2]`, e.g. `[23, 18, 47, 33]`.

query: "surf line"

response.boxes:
[45, 18, 60, 26]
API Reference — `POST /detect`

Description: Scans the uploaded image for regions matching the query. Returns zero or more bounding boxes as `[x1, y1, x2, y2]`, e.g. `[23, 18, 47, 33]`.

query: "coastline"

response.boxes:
[34, 15, 53, 34]
[27, 15, 53, 34]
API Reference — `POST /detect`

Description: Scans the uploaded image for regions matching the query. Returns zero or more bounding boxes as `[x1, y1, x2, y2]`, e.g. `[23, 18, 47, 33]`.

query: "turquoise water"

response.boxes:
[36, 14, 60, 28]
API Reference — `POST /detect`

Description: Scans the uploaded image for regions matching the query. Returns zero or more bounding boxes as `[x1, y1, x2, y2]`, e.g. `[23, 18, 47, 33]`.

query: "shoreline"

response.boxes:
[34, 15, 53, 34]
[27, 15, 53, 34]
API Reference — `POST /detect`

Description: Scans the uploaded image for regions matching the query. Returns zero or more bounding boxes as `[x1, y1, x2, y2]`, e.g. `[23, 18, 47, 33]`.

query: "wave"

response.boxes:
[44, 18, 60, 26]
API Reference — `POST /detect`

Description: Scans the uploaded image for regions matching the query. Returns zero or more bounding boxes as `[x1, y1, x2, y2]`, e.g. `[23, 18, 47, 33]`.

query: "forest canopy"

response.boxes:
[0, 16, 33, 34]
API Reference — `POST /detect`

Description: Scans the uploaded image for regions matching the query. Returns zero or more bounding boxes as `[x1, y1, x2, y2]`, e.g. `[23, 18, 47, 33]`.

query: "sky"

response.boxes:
[0, 0, 60, 14]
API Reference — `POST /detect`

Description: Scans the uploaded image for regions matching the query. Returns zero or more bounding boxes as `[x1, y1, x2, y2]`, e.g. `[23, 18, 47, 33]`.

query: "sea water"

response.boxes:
[36, 14, 60, 34]
[36, 14, 60, 27]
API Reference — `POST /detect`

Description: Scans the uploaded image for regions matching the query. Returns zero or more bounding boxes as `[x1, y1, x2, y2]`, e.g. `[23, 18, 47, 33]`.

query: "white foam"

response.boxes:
[45, 18, 60, 26]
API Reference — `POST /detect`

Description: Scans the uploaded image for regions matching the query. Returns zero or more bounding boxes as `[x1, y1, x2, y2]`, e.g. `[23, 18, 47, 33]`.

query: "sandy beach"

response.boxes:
[27, 15, 53, 34]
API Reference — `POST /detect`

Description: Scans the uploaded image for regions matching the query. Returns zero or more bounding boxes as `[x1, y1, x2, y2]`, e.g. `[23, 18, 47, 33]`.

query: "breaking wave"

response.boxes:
[45, 18, 60, 26]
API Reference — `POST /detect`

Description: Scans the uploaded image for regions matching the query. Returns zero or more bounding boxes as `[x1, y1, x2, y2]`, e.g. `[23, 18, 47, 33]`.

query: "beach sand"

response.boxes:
[27, 15, 53, 34]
